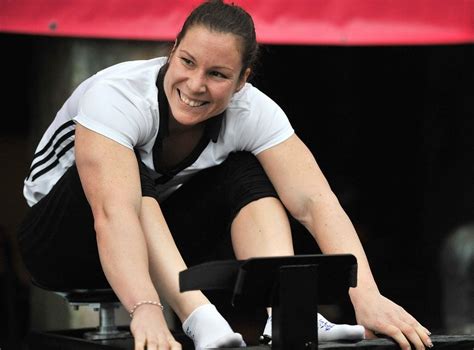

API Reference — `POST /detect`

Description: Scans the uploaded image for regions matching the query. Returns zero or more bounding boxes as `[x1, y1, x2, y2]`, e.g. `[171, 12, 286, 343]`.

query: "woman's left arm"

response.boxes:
[257, 134, 432, 350]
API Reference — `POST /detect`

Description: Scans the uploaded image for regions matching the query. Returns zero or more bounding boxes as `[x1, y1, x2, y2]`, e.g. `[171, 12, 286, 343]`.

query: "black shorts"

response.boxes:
[17, 152, 279, 289]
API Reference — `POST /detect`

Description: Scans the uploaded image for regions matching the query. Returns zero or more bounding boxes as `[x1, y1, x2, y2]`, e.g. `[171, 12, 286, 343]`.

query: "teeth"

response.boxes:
[179, 91, 206, 107]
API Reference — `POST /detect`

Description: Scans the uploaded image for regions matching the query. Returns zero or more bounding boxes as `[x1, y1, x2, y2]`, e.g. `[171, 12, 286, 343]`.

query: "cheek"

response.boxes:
[166, 72, 179, 88]
[214, 83, 238, 103]
[212, 91, 231, 107]
[163, 74, 174, 100]
[166, 62, 185, 85]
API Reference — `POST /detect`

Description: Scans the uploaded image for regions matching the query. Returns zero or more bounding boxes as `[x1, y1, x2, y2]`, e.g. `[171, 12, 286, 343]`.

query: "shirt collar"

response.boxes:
[156, 63, 224, 146]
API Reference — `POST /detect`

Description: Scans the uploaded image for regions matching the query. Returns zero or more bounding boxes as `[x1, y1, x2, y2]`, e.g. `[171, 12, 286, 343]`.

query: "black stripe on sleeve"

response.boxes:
[32, 120, 75, 160]
[31, 141, 75, 182]
[27, 129, 76, 179]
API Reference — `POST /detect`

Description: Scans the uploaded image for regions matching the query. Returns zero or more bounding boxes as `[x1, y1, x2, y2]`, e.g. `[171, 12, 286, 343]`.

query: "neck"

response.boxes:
[168, 114, 203, 136]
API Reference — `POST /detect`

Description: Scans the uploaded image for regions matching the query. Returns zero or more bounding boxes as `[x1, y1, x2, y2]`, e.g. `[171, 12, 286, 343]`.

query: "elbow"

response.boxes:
[92, 201, 140, 238]
[290, 190, 341, 226]
[92, 206, 114, 241]
[93, 209, 111, 239]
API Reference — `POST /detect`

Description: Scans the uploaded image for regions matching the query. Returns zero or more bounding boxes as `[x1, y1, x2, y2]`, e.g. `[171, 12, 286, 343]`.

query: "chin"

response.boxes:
[174, 111, 207, 126]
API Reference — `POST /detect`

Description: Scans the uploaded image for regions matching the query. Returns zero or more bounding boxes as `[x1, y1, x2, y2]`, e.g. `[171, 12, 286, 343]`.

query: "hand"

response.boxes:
[130, 305, 182, 350]
[351, 289, 433, 350]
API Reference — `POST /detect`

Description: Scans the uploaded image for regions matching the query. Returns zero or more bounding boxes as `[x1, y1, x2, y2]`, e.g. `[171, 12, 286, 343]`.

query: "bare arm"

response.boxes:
[75, 124, 180, 350]
[257, 134, 432, 350]
[75, 124, 157, 307]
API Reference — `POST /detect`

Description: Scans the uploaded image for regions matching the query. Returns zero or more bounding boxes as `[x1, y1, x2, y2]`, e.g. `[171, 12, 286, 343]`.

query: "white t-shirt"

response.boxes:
[23, 57, 294, 206]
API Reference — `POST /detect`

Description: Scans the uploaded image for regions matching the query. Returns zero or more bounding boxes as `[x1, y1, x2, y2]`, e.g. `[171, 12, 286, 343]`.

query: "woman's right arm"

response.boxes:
[75, 124, 181, 350]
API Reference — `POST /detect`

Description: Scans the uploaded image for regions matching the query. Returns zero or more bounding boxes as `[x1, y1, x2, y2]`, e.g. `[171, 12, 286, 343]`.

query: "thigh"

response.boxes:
[17, 165, 108, 289]
[161, 151, 279, 266]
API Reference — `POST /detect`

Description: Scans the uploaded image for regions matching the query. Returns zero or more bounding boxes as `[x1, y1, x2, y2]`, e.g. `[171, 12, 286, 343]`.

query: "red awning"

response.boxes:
[1, 0, 473, 45]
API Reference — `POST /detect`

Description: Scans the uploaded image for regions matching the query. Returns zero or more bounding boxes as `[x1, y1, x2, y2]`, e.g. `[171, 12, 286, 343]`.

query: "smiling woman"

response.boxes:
[17, 1, 433, 350]
[164, 26, 250, 127]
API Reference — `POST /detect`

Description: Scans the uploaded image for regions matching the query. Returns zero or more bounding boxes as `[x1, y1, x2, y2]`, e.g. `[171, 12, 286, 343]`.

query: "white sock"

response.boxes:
[262, 313, 365, 342]
[317, 313, 365, 342]
[263, 315, 272, 337]
[182, 304, 246, 350]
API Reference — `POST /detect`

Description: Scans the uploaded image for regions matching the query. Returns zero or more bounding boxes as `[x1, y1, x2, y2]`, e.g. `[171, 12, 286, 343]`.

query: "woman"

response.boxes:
[19, 1, 433, 349]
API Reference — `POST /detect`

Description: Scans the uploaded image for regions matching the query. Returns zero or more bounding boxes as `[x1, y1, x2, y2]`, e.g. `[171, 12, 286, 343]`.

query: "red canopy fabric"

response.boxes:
[1, 0, 473, 45]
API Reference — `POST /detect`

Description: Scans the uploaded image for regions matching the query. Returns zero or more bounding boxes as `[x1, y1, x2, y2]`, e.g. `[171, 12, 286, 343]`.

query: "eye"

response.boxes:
[180, 57, 194, 66]
[209, 71, 228, 79]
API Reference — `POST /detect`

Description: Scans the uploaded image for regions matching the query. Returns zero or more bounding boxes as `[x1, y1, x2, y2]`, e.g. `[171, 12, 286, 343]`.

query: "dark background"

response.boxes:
[1, 33, 473, 347]
[254, 43, 474, 332]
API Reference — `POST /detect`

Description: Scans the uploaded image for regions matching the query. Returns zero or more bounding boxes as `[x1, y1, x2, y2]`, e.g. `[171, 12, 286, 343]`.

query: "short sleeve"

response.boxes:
[74, 80, 154, 149]
[234, 86, 294, 155]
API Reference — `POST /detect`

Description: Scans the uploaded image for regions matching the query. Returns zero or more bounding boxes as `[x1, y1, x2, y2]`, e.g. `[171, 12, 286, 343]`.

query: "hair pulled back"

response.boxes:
[175, 0, 259, 78]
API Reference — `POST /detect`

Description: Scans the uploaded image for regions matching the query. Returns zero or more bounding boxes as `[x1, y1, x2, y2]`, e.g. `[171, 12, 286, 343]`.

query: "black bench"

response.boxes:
[24, 255, 474, 349]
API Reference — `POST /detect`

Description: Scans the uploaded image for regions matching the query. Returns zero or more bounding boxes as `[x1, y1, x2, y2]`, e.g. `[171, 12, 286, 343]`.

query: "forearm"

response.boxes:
[95, 208, 160, 311]
[300, 194, 380, 296]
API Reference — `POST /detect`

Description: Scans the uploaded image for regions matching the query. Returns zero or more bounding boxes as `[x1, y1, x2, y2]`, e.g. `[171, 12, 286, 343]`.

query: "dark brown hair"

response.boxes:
[175, 0, 259, 78]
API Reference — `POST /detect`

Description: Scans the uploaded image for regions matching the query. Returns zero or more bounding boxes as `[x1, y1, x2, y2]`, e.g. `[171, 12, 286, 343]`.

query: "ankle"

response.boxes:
[182, 303, 241, 348]
[172, 292, 211, 322]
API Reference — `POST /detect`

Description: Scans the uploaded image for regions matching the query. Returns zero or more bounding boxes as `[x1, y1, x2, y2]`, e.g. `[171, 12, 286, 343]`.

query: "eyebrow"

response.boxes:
[179, 49, 235, 72]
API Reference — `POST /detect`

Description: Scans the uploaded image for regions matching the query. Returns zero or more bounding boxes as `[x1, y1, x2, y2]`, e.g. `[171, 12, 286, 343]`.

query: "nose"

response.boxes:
[187, 70, 207, 94]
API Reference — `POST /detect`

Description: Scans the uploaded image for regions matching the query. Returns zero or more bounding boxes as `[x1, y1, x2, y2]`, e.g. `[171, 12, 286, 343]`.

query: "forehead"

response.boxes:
[177, 25, 243, 68]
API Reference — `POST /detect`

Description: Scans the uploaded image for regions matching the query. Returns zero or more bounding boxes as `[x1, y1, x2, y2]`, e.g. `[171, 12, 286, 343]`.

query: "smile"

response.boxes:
[178, 90, 208, 107]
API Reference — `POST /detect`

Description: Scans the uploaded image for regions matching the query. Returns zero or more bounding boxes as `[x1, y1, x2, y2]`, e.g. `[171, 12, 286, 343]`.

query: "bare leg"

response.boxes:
[139, 197, 209, 322]
[231, 197, 294, 259]
[231, 196, 294, 318]
[232, 197, 365, 342]
[139, 197, 246, 348]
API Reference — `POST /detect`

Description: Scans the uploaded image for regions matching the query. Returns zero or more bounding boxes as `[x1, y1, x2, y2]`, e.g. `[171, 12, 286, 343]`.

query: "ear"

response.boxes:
[236, 68, 251, 92]
[168, 39, 178, 62]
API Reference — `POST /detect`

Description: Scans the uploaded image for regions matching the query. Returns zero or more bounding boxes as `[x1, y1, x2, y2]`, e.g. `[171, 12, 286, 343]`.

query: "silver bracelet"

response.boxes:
[129, 300, 164, 318]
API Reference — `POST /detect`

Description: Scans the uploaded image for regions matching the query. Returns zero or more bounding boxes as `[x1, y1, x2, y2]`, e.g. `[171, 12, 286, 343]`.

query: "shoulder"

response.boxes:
[92, 57, 166, 102]
[80, 57, 168, 118]
[95, 57, 167, 80]
[229, 83, 280, 110]
[227, 83, 286, 127]
[226, 83, 288, 126]
[220, 83, 293, 154]
[75, 58, 167, 148]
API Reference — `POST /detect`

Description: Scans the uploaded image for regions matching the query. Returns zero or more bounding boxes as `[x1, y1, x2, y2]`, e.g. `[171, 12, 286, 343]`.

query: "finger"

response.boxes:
[156, 338, 170, 350]
[414, 322, 431, 336]
[399, 321, 426, 350]
[412, 320, 431, 336]
[364, 328, 377, 339]
[158, 332, 179, 350]
[402, 311, 431, 335]
[146, 339, 158, 350]
[413, 323, 433, 348]
[134, 336, 146, 350]
[399, 311, 433, 348]
[170, 340, 182, 350]
[379, 324, 411, 350]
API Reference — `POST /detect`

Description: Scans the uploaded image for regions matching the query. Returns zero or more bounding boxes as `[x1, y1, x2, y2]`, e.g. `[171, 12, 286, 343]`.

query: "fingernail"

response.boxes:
[427, 338, 434, 348]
